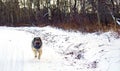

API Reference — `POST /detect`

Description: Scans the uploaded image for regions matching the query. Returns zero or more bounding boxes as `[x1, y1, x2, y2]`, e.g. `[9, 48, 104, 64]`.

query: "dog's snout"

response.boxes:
[36, 42, 40, 45]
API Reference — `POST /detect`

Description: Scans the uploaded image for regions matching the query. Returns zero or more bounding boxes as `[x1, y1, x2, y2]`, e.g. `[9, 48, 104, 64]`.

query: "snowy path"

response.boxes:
[0, 29, 63, 71]
[0, 30, 25, 71]
[0, 26, 120, 71]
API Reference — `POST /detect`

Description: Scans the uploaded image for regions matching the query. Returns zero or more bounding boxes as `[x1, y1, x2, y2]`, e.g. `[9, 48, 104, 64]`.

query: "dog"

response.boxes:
[32, 37, 42, 59]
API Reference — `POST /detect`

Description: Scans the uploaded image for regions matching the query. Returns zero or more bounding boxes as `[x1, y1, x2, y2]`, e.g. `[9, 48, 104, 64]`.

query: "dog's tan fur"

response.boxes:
[32, 37, 42, 59]
[32, 47, 42, 59]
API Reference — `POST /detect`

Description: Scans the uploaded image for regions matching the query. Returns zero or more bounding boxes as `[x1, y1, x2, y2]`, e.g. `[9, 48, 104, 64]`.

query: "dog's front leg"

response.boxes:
[34, 50, 37, 58]
[38, 49, 42, 59]
[32, 48, 37, 58]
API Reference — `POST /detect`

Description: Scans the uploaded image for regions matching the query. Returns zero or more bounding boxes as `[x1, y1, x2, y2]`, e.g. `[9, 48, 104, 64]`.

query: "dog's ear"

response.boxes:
[38, 37, 41, 40]
[33, 38, 36, 41]
[32, 37, 36, 44]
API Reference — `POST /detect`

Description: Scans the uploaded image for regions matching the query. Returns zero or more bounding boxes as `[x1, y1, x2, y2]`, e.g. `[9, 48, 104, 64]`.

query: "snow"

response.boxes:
[0, 26, 120, 71]
[116, 18, 120, 25]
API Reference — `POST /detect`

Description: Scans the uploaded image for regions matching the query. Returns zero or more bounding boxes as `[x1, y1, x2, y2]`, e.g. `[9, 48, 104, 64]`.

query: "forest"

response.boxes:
[0, 0, 120, 32]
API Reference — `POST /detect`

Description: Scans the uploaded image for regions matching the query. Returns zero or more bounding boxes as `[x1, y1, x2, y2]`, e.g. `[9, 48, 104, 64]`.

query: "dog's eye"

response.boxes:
[36, 39, 39, 41]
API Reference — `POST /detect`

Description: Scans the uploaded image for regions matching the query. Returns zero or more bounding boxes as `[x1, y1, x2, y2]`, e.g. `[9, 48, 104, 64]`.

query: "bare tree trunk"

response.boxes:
[57, 0, 59, 8]
[110, 0, 117, 30]
[96, 0, 100, 25]
[73, 0, 77, 13]
[9, 1, 14, 26]
[81, 0, 85, 14]
[48, 0, 51, 21]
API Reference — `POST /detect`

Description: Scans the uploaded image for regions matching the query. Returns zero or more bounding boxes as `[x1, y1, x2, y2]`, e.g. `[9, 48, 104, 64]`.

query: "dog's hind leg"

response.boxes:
[38, 49, 42, 59]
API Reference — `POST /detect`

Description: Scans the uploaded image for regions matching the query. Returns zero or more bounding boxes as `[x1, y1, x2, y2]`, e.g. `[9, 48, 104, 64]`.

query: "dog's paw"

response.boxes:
[35, 56, 37, 58]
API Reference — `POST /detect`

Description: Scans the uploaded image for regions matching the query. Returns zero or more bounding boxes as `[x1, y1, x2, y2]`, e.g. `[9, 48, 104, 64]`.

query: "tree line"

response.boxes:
[0, 0, 120, 27]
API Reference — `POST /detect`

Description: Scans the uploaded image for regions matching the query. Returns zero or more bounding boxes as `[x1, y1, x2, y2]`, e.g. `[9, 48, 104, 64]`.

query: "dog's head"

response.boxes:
[32, 37, 42, 49]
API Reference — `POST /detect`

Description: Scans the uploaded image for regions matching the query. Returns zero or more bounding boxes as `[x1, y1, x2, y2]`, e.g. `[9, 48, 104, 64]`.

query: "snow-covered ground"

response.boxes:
[0, 26, 120, 71]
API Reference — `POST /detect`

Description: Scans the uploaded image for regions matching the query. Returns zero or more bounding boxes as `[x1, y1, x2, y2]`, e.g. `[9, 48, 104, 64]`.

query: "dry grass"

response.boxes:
[13, 20, 120, 36]
[48, 22, 120, 33]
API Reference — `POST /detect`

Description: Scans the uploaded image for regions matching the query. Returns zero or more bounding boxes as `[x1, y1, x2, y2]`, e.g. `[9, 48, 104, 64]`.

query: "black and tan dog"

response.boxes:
[32, 37, 42, 59]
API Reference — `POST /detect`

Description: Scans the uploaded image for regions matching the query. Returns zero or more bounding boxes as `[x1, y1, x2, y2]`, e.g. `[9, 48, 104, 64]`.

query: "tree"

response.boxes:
[47, 0, 51, 21]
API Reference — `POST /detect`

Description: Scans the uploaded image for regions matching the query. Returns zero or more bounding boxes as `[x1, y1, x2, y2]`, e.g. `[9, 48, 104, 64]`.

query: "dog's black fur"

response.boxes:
[32, 37, 42, 49]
